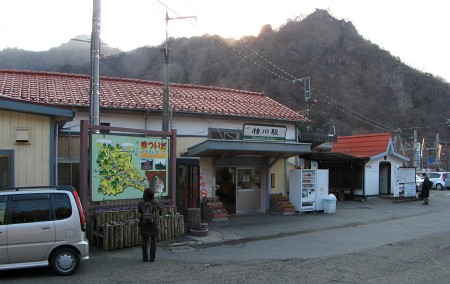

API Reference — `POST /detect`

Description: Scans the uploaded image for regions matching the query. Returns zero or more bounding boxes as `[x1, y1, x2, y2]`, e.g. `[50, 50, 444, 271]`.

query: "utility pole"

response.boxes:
[436, 133, 440, 169]
[397, 129, 406, 156]
[90, 0, 101, 126]
[292, 77, 311, 133]
[413, 130, 420, 168]
[162, 11, 196, 132]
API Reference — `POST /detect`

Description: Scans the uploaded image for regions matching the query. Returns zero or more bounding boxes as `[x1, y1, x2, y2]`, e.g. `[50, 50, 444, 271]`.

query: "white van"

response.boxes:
[0, 186, 89, 275]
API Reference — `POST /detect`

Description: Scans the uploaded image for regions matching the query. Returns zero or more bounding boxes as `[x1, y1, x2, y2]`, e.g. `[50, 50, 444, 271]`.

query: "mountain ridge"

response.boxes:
[1, 9, 449, 143]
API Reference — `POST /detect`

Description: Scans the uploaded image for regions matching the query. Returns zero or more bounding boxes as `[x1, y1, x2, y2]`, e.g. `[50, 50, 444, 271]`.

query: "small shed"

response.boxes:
[331, 133, 409, 198]
[300, 133, 409, 200]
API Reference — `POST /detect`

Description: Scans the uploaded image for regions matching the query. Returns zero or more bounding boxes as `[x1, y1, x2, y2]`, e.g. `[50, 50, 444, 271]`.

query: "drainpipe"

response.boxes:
[266, 161, 272, 212]
[362, 162, 366, 201]
[54, 122, 59, 186]
[295, 124, 300, 167]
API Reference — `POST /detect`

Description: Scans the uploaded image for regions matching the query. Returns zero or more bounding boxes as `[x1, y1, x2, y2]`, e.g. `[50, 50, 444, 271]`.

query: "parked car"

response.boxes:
[416, 174, 424, 190]
[0, 186, 89, 275]
[426, 172, 450, 190]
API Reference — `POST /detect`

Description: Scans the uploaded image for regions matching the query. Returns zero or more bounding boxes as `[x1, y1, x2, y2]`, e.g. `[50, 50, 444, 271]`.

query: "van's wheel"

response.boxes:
[50, 247, 80, 276]
[436, 183, 444, 191]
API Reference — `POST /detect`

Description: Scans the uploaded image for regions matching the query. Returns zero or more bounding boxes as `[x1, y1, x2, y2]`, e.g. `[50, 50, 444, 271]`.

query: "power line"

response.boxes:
[157, 6, 400, 133]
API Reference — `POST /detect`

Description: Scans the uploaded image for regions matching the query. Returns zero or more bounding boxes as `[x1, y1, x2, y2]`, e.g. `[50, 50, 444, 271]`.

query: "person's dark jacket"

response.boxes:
[138, 188, 160, 237]
[421, 176, 432, 198]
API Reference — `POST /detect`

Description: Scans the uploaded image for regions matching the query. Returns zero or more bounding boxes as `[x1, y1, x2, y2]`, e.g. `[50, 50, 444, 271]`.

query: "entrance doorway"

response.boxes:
[176, 159, 200, 217]
[379, 162, 391, 194]
[215, 167, 236, 214]
[236, 168, 261, 214]
[215, 167, 263, 214]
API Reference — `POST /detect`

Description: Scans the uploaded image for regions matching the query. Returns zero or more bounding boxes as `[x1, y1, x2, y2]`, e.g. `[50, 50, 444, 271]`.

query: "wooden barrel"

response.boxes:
[187, 208, 201, 230]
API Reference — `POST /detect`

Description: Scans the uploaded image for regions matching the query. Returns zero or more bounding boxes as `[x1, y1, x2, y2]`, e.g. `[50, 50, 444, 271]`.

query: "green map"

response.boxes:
[96, 142, 146, 196]
[91, 135, 149, 201]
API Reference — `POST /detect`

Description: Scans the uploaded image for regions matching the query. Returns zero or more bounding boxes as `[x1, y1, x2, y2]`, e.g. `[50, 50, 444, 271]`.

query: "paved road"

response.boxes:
[2, 190, 450, 283]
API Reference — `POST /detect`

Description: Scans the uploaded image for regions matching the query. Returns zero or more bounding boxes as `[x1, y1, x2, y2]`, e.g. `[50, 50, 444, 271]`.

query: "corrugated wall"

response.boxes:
[0, 110, 51, 186]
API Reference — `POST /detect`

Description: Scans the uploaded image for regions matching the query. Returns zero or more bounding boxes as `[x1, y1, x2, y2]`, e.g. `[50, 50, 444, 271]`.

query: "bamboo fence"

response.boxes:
[88, 206, 185, 251]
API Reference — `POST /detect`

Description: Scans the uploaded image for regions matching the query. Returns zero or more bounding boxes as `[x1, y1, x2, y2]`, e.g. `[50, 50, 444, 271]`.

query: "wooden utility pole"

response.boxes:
[162, 11, 196, 132]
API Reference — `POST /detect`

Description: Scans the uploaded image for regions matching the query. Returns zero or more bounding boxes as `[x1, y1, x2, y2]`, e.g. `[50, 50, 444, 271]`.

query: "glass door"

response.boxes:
[236, 168, 261, 214]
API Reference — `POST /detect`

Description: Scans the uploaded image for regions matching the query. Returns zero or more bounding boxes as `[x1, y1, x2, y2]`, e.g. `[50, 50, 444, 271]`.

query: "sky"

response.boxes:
[1, 0, 449, 82]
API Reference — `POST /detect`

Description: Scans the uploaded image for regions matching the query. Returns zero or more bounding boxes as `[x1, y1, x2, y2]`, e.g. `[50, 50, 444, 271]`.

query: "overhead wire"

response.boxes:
[157, 2, 399, 133]
[157, 1, 449, 146]
[146, 1, 450, 147]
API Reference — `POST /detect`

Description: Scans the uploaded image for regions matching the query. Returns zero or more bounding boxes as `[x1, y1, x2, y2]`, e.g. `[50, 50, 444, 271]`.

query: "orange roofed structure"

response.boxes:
[332, 132, 409, 161]
[327, 132, 409, 199]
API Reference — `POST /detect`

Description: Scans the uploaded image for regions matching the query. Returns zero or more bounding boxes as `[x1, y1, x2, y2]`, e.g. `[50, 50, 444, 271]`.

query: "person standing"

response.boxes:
[421, 173, 432, 205]
[138, 187, 160, 262]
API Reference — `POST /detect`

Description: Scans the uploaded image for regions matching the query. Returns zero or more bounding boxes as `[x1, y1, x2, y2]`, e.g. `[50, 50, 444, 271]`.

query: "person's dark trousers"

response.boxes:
[141, 235, 157, 262]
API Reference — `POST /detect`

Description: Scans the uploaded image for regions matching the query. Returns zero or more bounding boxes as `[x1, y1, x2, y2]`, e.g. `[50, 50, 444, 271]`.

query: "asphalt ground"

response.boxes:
[3, 190, 450, 283]
[92, 189, 450, 262]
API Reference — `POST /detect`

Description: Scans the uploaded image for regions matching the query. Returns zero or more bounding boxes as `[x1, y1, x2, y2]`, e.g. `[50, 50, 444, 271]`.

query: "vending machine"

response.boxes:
[289, 169, 329, 212]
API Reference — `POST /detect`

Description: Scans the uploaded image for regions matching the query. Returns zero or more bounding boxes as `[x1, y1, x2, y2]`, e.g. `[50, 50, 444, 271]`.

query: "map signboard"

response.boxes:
[91, 134, 169, 201]
[395, 167, 417, 198]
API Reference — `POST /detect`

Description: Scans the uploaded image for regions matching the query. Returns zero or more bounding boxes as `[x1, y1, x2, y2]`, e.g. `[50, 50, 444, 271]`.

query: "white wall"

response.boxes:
[62, 110, 299, 209]
[63, 110, 299, 151]
[363, 156, 406, 196]
[364, 159, 380, 196]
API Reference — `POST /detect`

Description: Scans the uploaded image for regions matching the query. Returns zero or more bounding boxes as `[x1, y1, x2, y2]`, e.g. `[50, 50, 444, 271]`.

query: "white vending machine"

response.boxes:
[289, 169, 329, 212]
[315, 169, 329, 211]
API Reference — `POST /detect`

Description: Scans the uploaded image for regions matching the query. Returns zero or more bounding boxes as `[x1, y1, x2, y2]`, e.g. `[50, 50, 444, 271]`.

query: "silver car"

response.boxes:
[426, 172, 450, 191]
[0, 186, 89, 275]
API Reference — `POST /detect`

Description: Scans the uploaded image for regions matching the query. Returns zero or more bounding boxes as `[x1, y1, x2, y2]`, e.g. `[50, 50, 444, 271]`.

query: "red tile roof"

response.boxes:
[0, 69, 307, 122]
[331, 132, 392, 158]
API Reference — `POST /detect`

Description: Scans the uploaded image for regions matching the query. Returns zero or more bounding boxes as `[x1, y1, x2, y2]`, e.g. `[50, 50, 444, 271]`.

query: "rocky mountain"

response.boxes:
[1, 9, 449, 143]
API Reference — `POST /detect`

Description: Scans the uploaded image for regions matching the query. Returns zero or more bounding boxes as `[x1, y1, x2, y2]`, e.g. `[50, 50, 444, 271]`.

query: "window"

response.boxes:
[428, 173, 440, 179]
[11, 194, 51, 224]
[209, 128, 242, 140]
[57, 134, 80, 189]
[53, 193, 72, 220]
[0, 196, 6, 225]
[58, 163, 80, 190]
[0, 150, 14, 189]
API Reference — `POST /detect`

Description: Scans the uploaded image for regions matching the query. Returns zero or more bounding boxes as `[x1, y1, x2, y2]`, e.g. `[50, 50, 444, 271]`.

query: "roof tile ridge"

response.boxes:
[99, 75, 162, 85]
[0, 69, 91, 79]
[339, 132, 391, 139]
[170, 82, 264, 95]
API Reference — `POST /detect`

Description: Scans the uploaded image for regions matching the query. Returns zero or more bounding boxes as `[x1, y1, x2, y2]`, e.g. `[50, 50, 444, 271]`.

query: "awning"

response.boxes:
[184, 139, 311, 158]
[298, 152, 370, 163]
[0, 95, 75, 122]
